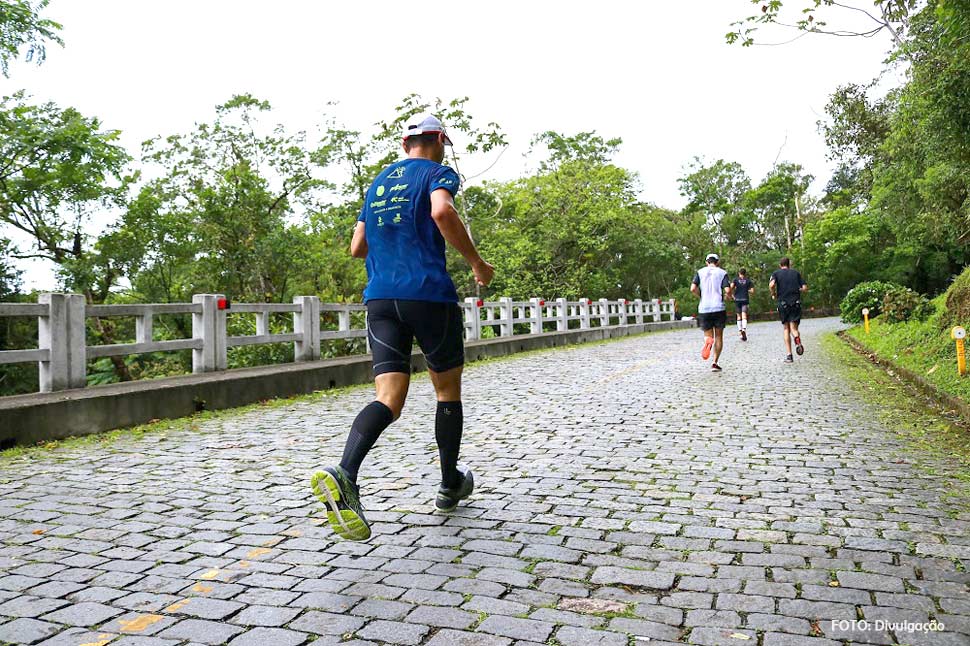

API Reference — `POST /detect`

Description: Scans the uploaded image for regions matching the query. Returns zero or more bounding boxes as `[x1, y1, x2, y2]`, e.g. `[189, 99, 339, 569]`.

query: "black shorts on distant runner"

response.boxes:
[735, 301, 749, 315]
[778, 300, 801, 325]
[698, 310, 727, 331]
[366, 299, 465, 376]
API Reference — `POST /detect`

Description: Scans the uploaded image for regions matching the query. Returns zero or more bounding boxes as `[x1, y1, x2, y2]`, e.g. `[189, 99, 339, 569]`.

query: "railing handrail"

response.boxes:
[0, 293, 676, 394]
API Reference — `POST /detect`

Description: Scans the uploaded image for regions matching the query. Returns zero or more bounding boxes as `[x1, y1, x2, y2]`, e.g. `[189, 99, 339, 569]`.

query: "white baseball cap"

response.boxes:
[402, 113, 453, 146]
[706, 253, 720, 262]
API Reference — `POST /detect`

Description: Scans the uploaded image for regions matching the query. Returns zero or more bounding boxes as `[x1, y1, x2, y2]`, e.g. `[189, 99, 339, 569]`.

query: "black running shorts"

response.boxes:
[698, 310, 727, 331]
[778, 300, 801, 325]
[367, 299, 465, 376]
[735, 301, 749, 315]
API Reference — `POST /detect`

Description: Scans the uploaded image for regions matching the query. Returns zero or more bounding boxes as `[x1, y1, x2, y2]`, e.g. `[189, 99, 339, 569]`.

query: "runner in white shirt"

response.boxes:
[690, 253, 733, 372]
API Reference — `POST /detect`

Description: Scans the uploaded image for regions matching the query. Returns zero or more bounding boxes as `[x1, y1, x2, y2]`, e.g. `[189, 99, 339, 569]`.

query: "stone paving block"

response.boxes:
[554, 625, 628, 646]
[835, 571, 904, 593]
[229, 604, 302, 626]
[163, 596, 244, 620]
[608, 617, 683, 641]
[33, 630, 121, 646]
[589, 566, 675, 589]
[356, 619, 429, 645]
[424, 629, 511, 646]
[405, 605, 477, 629]
[743, 613, 811, 634]
[100, 612, 179, 635]
[463, 595, 530, 617]
[157, 618, 245, 644]
[0, 617, 62, 644]
[476, 616, 553, 643]
[112, 637, 183, 646]
[761, 633, 841, 646]
[226, 627, 308, 646]
[348, 598, 413, 620]
[289, 592, 360, 612]
[0, 595, 68, 618]
[687, 626, 758, 645]
[288, 610, 365, 635]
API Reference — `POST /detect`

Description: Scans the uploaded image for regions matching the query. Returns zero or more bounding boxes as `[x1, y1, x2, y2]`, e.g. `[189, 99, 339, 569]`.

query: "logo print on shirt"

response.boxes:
[376, 185, 386, 197]
[388, 167, 405, 179]
[392, 214, 402, 224]
[436, 178, 453, 186]
[389, 183, 408, 192]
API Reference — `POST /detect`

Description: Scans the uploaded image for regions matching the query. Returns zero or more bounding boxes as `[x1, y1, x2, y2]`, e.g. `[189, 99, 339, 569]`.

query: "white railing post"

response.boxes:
[464, 297, 481, 341]
[668, 298, 676, 321]
[654, 298, 662, 322]
[499, 297, 514, 337]
[337, 305, 351, 334]
[580, 298, 591, 329]
[619, 300, 628, 326]
[37, 293, 86, 392]
[634, 299, 644, 324]
[599, 298, 609, 327]
[294, 296, 320, 361]
[192, 294, 217, 373]
[556, 298, 567, 332]
[256, 310, 269, 336]
[136, 306, 153, 345]
[529, 298, 543, 335]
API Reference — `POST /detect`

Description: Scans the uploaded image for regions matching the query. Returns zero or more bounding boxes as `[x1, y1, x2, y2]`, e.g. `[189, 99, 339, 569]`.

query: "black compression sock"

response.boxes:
[435, 401, 464, 489]
[340, 401, 394, 483]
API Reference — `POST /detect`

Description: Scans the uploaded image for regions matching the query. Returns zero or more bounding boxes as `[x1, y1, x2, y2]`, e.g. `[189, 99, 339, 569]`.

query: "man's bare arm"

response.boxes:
[690, 283, 700, 297]
[350, 221, 367, 258]
[769, 278, 777, 299]
[430, 189, 493, 286]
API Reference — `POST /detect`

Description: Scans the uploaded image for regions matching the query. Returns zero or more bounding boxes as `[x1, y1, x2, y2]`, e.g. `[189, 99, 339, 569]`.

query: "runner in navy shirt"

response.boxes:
[731, 269, 754, 341]
[312, 115, 494, 541]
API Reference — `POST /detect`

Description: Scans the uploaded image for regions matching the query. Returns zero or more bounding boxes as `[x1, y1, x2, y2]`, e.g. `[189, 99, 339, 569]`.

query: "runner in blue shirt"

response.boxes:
[312, 115, 494, 541]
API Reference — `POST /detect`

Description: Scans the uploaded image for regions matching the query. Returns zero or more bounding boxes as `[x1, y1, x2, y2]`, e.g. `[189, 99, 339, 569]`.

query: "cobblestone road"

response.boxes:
[1, 318, 968, 646]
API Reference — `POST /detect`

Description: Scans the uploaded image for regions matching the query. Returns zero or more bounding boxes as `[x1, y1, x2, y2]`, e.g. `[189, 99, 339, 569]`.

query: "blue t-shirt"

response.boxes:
[358, 158, 460, 303]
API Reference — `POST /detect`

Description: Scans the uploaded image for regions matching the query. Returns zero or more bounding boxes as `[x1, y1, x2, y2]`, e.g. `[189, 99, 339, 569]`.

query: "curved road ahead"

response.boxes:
[0, 318, 968, 646]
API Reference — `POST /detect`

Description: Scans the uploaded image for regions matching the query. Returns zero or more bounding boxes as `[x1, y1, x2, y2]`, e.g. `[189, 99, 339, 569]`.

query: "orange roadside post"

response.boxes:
[952, 326, 967, 376]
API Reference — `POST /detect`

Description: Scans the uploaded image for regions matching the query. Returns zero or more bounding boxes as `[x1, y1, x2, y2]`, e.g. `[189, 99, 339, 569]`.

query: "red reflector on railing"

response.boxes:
[217, 298, 230, 310]
[476, 299, 483, 307]
[539, 300, 545, 306]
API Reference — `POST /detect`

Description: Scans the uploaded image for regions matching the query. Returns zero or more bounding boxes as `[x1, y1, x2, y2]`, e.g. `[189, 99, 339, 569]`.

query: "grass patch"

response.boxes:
[823, 332, 970, 493]
[845, 304, 970, 403]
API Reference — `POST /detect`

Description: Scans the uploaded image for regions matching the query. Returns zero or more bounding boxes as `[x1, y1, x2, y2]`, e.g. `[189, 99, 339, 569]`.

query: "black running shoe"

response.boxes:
[311, 466, 371, 541]
[794, 336, 804, 355]
[436, 465, 474, 512]
[741, 330, 747, 341]
[711, 363, 722, 372]
[784, 354, 794, 363]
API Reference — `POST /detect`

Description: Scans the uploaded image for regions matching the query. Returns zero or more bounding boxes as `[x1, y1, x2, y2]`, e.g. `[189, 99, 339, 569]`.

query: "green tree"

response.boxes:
[0, 0, 61, 76]
[0, 92, 131, 299]
[127, 94, 326, 303]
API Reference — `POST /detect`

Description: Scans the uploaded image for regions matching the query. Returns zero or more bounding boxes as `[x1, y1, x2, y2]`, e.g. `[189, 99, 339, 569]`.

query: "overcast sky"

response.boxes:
[3, 0, 900, 289]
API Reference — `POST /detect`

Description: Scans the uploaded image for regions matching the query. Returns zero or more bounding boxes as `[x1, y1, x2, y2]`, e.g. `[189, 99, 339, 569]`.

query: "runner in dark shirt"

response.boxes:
[731, 269, 754, 341]
[769, 257, 808, 363]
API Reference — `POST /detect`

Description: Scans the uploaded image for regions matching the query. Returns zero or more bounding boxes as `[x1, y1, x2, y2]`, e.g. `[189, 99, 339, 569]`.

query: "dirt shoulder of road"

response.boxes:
[825, 332, 970, 499]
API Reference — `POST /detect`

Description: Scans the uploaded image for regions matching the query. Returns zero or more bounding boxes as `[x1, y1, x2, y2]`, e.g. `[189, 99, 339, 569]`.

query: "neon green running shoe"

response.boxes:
[311, 466, 371, 541]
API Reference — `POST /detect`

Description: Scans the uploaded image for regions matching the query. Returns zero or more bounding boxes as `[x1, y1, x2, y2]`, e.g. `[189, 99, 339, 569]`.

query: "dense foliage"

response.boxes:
[840, 281, 900, 323]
